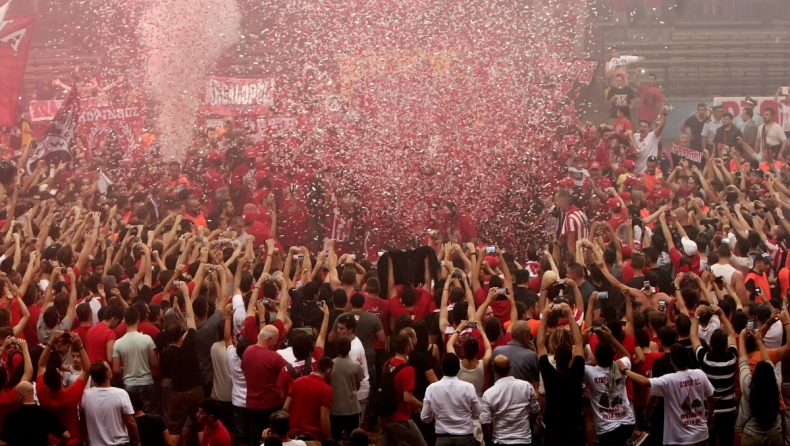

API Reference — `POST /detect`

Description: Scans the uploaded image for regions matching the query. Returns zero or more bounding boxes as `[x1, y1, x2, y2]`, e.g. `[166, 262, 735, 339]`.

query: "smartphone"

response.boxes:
[642, 280, 651, 291]
[496, 287, 510, 295]
[783, 86, 789, 96]
[378, 251, 385, 257]
[755, 287, 762, 295]
[598, 291, 609, 299]
[592, 320, 603, 333]
[315, 301, 324, 308]
[247, 258, 255, 264]
[106, 238, 112, 247]
[173, 280, 182, 287]
[486, 246, 496, 254]
[261, 298, 270, 306]
[349, 254, 356, 261]
[658, 299, 666, 311]
[747, 319, 755, 332]
[268, 275, 277, 283]
[467, 321, 478, 329]
[440, 260, 446, 267]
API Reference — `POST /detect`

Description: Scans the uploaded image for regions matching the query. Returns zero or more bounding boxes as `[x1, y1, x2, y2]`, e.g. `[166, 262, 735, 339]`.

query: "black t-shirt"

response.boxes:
[289, 288, 324, 329]
[607, 86, 635, 118]
[135, 413, 168, 446]
[514, 286, 540, 306]
[625, 276, 648, 291]
[540, 355, 584, 427]
[676, 338, 700, 369]
[1, 404, 64, 446]
[324, 308, 346, 358]
[649, 267, 675, 295]
[409, 349, 433, 401]
[161, 328, 204, 391]
[683, 115, 710, 150]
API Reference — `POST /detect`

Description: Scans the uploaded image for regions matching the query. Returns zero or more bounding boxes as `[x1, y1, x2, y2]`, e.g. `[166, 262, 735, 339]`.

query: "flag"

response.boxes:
[26, 85, 79, 173]
[0, 1, 34, 127]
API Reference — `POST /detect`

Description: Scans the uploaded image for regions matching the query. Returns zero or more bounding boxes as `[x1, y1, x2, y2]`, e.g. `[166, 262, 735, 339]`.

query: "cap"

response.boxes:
[590, 162, 602, 170]
[242, 210, 258, 225]
[484, 256, 499, 268]
[620, 191, 632, 201]
[559, 178, 574, 188]
[563, 134, 579, 146]
[622, 160, 635, 169]
[681, 236, 698, 257]
[607, 198, 621, 210]
[745, 97, 756, 106]
[244, 147, 257, 158]
[712, 104, 723, 111]
[207, 151, 224, 162]
[647, 155, 657, 162]
[754, 252, 772, 263]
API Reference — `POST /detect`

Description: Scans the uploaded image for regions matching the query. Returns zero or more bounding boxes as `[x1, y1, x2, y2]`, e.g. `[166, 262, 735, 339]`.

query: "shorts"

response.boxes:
[167, 386, 204, 435]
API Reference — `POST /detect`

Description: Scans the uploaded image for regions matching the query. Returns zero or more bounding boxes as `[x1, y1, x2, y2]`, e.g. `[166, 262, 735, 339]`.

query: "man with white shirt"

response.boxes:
[480, 355, 540, 446]
[336, 313, 371, 419]
[632, 106, 669, 174]
[623, 344, 715, 446]
[701, 105, 724, 150]
[421, 353, 481, 446]
[755, 107, 788, 158]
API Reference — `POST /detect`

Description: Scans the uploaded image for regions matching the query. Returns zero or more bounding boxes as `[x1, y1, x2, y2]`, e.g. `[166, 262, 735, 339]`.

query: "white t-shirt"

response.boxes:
[282, 440, 308, 446]
[349, 336, 370, 401]
[758, 122, 788, 147]
[696, 317, 720, 346]
[111, 331, 156, 386]
[650, 369, 714, 445]
[764, 321, 784, 349]
[81, 387, 135, 446]
[568, 167, 590, 187]
[227, 345, 247, 408]
[608, 55, 640, 70]
[634, 132, 660, 174]
[210, 342, 232, 402]
[583, 357, 635, 434]
[701, 119, 723, 147]
[231, 294, 246, 335]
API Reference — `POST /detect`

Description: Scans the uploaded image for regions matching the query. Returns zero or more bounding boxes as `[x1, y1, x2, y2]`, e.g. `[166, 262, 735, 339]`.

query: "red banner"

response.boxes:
[78, 103, 144, 159]
[202, 76, 275, 116]
[0, 14, 34, 127]
[29, 99, 63, 122]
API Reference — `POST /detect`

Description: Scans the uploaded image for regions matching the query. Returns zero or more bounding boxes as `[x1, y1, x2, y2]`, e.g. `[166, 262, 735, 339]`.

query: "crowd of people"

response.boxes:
[0, 79, 788, 446]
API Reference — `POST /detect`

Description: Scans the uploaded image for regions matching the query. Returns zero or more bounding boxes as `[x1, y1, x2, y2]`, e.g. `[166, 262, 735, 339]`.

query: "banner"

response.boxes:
[714, 96, 790, 132]
[78, 103, 144, 159]
[29, 100, 63, 122]
[670, 143, 705, 168]
[27, 87, 79, 172]
[202, 76, 275, 116]
[0, 12, 34, 126]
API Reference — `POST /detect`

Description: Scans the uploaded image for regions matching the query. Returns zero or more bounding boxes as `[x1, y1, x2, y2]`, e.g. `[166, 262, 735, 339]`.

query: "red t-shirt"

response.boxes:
[287, 374, 333, 441]
[380, 358, 416, 423]
[389, 287, 432, 322]
[201, 420, 231, 446]
[113, 321, 160, 340]
[241, 344, 288, 410]
[631, 351, 663, 408]
[364, 296, 392, 346]
[276, 347, 325, 397]
[24, 304, 41, 343]
[669, 247, 701, 276]
[473, 287, 511, 326]
[72, 325, 90, 345]
[36, 376, 86, 445]
[85, 323, 117, 363]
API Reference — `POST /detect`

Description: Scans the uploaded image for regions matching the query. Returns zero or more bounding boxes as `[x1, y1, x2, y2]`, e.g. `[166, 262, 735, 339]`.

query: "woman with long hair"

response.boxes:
[737, 331, 783, 446]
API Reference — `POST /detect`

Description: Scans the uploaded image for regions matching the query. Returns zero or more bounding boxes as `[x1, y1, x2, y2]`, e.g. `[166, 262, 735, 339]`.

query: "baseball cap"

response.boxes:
[754, 252, 772, 263]
[620, 191, 632, 201]
[590, 162, 602, 170]
[622, 160, 635, 169]
[559, 178, 574, 188]
[564, 134, 579, 146]
[242, 210, 258, 225]
[654, 188, 671, 199]
[607, 198, 622, 210]
[208, 151, 224, 162]
[647, 156, 657, 163]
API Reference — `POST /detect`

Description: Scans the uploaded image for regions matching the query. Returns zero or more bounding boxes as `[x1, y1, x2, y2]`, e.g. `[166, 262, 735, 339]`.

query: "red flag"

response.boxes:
[0, 12, 34, 127]
[27, 85, 80, 173]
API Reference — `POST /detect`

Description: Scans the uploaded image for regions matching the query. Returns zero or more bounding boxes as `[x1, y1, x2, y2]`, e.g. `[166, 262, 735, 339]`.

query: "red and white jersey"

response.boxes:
[561, 206, 589, 240]
[524, 261, 541, 279]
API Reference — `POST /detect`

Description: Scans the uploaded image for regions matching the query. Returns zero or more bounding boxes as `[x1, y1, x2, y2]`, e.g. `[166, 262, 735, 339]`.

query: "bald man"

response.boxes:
[480, 355, 540, 446]
[2, 381, 69, 446]
[490, 321, 539, 386]
[242, 325, 288, 445]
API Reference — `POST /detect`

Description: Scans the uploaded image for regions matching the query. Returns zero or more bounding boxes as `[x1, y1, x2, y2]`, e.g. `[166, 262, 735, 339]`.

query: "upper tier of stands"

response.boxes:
[597, 19, 790, 98]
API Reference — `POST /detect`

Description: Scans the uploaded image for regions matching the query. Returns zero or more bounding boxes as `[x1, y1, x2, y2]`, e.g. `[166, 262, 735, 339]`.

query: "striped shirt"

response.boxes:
[695, 345, 738, 413]
[561, 206, 588, 241]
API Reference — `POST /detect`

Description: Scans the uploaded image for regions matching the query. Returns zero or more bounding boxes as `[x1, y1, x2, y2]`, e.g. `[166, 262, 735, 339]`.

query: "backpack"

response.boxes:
[285, 357, 313, 381]
[371, 359, 409, 416]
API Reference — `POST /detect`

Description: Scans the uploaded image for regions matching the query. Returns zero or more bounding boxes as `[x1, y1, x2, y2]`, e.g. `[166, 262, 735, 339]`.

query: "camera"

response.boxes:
[592, 321, 603, 333]
[60, 267, 67, 274]
[755, 287, 762, 295]
[268, 275, 277, 283]
[106, 238, 112, 247]
[658, 300, 666, 311]
[173, 280, 182, 287]
[196, 237, 203, 243]
[486, 246, 496, 254]
[467, 321, 477, 329]
[261, 299, 270, 306]
[452, 270, 463, 279]
[315, 301, 324, 308]
[495, 287, 509, 296]
[598, 291, 609, 299]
